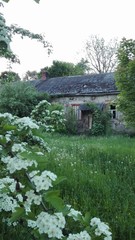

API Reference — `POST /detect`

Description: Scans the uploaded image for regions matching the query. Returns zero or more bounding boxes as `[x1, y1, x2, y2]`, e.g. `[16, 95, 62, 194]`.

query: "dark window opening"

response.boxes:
[110, 105, 116, 119]
[110, 105, 116, 110]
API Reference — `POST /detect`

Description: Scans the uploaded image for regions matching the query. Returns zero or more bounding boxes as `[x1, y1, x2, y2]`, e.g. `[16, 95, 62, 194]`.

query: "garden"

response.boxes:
[0, 96, 135, 239]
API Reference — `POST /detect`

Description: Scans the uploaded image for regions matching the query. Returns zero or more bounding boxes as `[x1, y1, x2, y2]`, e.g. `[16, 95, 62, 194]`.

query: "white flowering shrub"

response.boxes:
[0, 112, 112, 239]
[31, 100, 66, 132]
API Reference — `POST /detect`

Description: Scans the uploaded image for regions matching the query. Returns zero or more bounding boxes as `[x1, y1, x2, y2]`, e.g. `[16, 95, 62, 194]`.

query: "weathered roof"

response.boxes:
[31, 72, 118, 97]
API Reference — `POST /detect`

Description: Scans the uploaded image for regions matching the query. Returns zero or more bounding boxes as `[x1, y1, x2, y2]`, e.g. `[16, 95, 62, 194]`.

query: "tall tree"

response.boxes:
[85, 35, 118, 73]
[115, 37, 135, 128]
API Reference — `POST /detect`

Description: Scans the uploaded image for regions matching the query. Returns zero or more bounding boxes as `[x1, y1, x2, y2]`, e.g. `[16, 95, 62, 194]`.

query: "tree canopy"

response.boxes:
[115, 38, 135, 128]
[39, 60, 88, 79]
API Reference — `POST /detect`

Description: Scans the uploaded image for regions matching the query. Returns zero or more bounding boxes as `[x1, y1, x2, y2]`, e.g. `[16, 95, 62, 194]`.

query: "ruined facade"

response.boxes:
[32, 72, 125, 133]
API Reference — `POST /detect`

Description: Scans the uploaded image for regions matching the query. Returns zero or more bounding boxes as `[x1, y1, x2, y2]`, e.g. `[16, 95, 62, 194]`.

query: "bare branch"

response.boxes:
[85, 35, 119, 73]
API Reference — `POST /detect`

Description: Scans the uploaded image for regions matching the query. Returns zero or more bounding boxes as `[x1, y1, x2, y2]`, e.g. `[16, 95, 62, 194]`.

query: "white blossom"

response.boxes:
[90, 217, 101, 226]
[28, 211, 65, 239]
[104, 236, 112, 240]
[0, 113, 14, 121]
[24, 190, 42, 213]
[1, 156, 37, 173]
[67, 230, 91, 240]
[90, 217, 112, 238]
[0, 177, 24, 193]
[12, 143, 27, 153]
[30, 170, 57, 192]
[14, 117, 39, 130]
[67, 206, 82, 221]
[0, 193, 18, 212]
[29, 170, 40, 179]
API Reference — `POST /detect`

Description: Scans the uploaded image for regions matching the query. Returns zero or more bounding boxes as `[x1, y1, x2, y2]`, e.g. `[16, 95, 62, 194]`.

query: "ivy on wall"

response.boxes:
[86, 103, 111, 135]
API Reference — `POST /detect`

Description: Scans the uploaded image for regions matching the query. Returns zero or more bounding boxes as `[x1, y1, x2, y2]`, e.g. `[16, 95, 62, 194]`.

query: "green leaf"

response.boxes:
[10, 207, 25, 222]
[0, 138, 6, 144]
[53, 176, 67, 186]
[44, 191, 65, 212]
[83, 212, 91, 224]
[44, 190, 60, 198]
[3, 124, 16, 131]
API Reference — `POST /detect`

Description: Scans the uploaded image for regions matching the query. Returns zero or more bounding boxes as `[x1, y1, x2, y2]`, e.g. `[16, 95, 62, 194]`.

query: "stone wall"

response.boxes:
[51, 94, 127, 132]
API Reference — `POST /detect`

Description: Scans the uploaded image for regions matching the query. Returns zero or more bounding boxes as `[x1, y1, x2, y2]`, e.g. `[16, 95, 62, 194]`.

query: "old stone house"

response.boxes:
[32, 72, 124, 133]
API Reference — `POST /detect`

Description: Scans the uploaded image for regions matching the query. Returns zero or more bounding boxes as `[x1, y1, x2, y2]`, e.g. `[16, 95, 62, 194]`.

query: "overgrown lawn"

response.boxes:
[42, 133, 135, 240]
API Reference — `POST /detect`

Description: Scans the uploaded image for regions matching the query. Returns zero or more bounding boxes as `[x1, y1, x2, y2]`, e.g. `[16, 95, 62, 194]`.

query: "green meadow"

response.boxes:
[42, 134, 135, 240]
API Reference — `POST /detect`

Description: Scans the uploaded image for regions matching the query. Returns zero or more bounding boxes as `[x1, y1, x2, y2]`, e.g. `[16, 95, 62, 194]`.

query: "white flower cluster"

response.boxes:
[0, 177, 24, 193]
[24, 190, 42, 213]
[0, 177, 24, 212]
[0, 193, 19, 212]
[29, 170, 57, 192]
[12, 142, 27, 153]
[14, 117, 39, 130]
[0, 113, 14, 121]
[67, 230, 91, 240]
[1, 155, 37, 173]
[67, 205, 82, 221]
[90, 217, 112, 239]
[28, 211, 65, 239]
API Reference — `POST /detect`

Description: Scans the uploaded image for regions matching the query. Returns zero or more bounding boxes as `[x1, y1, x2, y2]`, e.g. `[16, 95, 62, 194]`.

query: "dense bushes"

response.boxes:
[0, 81, 49, 117]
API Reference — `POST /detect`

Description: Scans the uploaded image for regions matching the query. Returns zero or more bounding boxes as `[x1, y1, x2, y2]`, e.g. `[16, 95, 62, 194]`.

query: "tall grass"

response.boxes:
[42, 133, 135, 240]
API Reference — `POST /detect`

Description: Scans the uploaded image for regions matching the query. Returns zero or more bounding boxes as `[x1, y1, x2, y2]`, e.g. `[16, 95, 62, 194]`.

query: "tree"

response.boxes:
[84, 35, 118, 73]
[23, 70, 39, 81]
[39, 60, 87, 78]
[115, 38, 135, 128]
[0, 70, 21, 83]
[75, 58, 90, 74]
[0, 1, 51, 63]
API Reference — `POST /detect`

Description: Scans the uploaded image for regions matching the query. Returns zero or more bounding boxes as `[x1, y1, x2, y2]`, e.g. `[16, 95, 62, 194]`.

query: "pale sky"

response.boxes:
[1, 0, 135, 78]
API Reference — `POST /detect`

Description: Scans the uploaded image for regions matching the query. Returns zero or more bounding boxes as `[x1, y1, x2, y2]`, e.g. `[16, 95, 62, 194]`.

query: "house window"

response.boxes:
[110, 105, 116, 119]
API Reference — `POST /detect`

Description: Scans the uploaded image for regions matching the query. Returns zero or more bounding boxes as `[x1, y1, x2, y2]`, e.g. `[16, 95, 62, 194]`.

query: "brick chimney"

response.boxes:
[41, 71, 47, 80]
